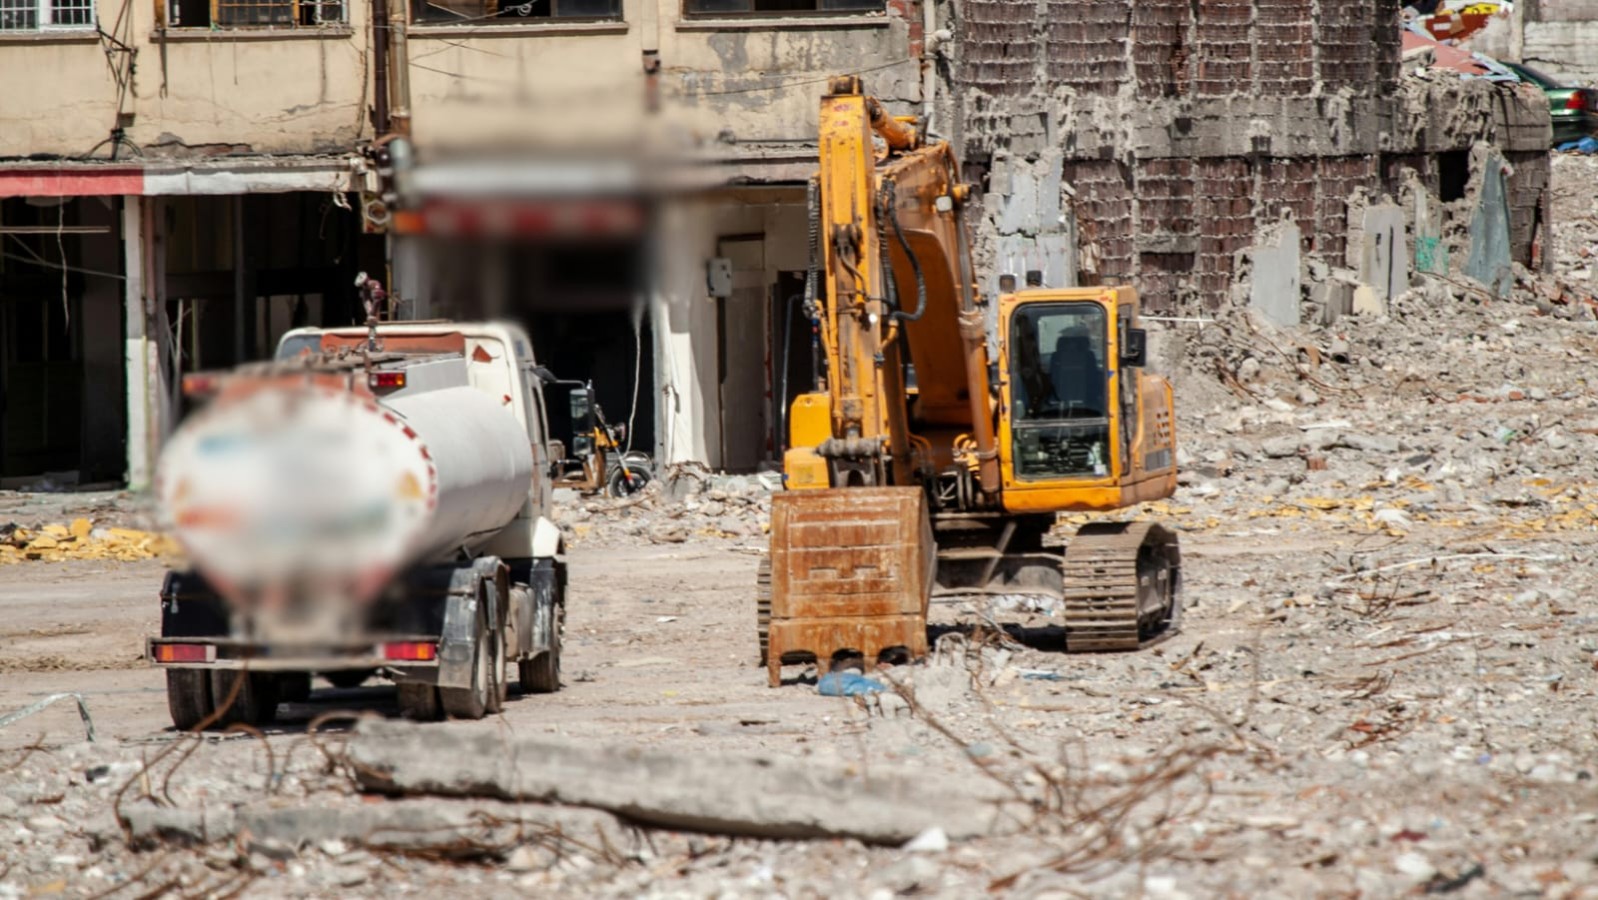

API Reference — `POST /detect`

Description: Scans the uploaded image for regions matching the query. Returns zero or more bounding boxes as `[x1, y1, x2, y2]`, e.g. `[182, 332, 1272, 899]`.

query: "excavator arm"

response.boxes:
[806, 75, 998, 494]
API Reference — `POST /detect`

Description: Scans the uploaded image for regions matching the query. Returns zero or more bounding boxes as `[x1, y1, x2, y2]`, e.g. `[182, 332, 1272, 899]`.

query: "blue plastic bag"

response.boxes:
[817, 671, 886, 696]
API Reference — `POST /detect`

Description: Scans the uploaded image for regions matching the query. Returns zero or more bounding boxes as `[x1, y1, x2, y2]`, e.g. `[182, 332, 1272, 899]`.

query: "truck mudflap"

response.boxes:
[437, 558, 507, 690]
[764, 487, 935, 686]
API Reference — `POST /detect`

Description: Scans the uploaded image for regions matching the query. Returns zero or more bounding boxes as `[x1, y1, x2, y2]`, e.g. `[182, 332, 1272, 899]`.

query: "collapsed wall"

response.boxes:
[945, 0, 1551, 317]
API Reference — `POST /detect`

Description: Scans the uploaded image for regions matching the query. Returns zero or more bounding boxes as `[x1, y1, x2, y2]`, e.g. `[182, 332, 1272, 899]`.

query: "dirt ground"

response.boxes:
[4, 156, 1598, 897]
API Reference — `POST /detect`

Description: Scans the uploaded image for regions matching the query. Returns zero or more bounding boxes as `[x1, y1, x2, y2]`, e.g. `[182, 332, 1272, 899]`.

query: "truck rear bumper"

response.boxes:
[146, 635, 441, 674]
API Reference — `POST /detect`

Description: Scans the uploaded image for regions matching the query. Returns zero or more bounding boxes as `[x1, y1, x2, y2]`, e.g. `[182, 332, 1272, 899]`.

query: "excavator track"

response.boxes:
[1061, 522, 1180, 652]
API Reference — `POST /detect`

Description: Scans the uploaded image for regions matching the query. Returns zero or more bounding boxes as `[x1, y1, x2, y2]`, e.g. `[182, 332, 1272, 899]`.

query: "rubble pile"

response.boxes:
[551, 471, 774, 549]
[0, 519, 178, 565]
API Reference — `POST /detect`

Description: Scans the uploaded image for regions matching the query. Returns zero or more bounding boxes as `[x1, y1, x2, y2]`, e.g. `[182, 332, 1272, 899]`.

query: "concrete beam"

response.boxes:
[347, 720, 1022, 845]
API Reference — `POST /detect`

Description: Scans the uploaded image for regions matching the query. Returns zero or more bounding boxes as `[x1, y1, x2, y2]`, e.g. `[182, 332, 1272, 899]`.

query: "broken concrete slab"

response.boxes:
[1352, 284, 1385, 316]
[1249, 221, 1303, 327]
[124, 797, 636, 857]
[347, 719, 1022, 846]
[1466, 153, 1515, 298]
[1357, 203, 1407, 301]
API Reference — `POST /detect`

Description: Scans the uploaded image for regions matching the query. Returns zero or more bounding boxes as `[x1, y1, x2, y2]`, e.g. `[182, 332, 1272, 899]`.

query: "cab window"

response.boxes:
[1009, 303, 1111, 479]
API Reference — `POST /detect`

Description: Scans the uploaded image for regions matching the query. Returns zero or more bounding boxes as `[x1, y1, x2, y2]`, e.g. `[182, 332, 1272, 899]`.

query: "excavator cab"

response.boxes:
[995, 286, 1177, 515]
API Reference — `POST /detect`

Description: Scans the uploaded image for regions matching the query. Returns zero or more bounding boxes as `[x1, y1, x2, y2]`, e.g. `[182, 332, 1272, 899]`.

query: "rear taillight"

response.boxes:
[383, 641, 437, 661]
[369, 371, 406, 391]
[182, 374, 220, 397]
[155, 643, 213, 663]
[1567, 93, 1588, 111]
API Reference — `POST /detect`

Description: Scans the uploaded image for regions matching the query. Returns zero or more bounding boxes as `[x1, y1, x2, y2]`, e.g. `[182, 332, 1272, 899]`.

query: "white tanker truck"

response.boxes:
[146, 321, 567, 728]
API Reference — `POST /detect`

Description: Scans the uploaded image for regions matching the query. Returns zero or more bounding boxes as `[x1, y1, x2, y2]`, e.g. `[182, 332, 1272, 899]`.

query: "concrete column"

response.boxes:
[122, 196, 154, 490]
[650, 199, 719, 467]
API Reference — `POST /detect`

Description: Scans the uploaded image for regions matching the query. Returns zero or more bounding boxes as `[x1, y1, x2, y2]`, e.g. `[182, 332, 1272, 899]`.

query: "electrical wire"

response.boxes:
[4, 236, 126, 281]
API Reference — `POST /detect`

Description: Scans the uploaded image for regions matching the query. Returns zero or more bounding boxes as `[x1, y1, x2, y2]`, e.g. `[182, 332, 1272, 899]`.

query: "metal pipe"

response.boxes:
[371, 0, 390, 134]
[921, 0, 937, 134]
[389, 8, 412, 136]
[952, 184, 999, 493]
[866, 97, 918, 151]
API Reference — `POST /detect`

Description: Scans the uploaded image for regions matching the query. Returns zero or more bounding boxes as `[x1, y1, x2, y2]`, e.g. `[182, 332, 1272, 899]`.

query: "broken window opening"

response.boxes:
[1438, 151, 1470, 204]
[412, 0, 619, 25]
[166, 0, 345, 29]
[0, 0, 93, 31]
[683, 0, 883, 17]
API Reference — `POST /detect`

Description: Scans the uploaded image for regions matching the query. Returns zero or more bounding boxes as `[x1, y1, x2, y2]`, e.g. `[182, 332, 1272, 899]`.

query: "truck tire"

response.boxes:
[396, 683, 442, 720]
[440, 608, 501, 719]
[166, 670, 215, 731]
[208, 670, 278, 728]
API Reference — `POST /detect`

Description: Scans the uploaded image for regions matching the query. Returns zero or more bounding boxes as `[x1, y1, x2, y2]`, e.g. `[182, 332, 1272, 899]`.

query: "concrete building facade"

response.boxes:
[0, 0, 1551, 488]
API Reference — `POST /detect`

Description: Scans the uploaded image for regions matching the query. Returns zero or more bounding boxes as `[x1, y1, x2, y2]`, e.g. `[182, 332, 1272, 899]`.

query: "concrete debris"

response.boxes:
[0, 518, 178, 565]
[347, 720, 1021, 845]
[123, 797, 637, 858]
[551, 469, 773, 549]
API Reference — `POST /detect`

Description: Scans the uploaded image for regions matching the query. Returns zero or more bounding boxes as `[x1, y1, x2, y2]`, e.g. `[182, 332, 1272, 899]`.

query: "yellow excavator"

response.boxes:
[758, 76, 1182, 685]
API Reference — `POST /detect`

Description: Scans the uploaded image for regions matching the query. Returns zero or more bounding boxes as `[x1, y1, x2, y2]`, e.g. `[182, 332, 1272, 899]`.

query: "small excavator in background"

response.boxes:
[759, 76, 1182, 684]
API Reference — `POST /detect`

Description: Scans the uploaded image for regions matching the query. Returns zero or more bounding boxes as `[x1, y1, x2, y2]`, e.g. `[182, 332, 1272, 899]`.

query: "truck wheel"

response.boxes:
[519, 600, 563, 694]
[440, 609, 500, 719]
[209, 670, 278, 728]
[396, 683, 442, 720]
[166, 670, 215, 731]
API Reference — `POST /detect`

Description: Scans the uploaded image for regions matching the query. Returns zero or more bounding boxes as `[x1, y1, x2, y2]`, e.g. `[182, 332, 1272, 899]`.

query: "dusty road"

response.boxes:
[3, 502, 1596, 896]
[6, 154, 1598, 897]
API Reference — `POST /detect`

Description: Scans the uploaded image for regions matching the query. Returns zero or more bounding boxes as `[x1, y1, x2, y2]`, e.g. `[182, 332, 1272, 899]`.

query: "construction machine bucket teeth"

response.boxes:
[762, 487, 935, 686]
[1061, 521, 1181, 652]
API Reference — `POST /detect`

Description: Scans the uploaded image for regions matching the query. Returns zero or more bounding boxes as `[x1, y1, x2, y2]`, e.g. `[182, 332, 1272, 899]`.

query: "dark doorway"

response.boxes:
[770, 270, 812, 455]
[0, 196, 125, 487]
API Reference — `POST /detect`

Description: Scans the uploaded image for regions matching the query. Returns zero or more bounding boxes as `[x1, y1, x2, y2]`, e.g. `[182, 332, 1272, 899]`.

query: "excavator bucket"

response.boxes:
[765, 487, 935, 686]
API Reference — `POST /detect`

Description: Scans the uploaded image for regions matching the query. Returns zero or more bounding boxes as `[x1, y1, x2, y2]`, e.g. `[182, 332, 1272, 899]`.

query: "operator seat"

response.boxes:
[1049, 334, 1105, 416]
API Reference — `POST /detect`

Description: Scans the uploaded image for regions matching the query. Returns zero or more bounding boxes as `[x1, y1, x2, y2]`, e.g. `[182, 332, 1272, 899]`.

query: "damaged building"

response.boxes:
[0, 0, 1552, 487]
[946, 0, 1552, 324]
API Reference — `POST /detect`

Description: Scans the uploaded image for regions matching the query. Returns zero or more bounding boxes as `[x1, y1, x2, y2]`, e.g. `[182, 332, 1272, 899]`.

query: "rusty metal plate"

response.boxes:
[767, 487, 934, 685]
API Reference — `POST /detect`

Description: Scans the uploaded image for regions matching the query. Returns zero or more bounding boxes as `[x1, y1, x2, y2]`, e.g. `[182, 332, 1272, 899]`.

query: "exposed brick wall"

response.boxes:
[1374, 0, 1403, 96]
[1193, 0, 1252, 97]
[1313, 156, 1381, 261]
[1064, 160, 1136, 285]
[1382, 153, 1435, 197]
[953, 0, 1535, 311]
[884, 0, 926, 58]
[1133, 0, 1191, 99]
[1259, 158, 1318, 252]
[1316, 3, 1377, 92]
[1255, 0, 1315, 95]
[1045, 0, 1130, 96]
[1194, 158, 1255, 304]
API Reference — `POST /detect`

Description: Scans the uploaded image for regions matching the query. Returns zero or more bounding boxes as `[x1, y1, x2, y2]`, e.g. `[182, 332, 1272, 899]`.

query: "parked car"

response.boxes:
[1500, 61, 1598, 147]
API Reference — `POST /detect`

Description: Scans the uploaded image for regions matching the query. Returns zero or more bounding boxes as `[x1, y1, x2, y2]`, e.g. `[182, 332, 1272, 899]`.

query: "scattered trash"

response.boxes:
[0, 692, 96, 742]
[817, 671, 886, 697]
[1557, 136, 1598, 155]
[902, 826, 949, 853]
